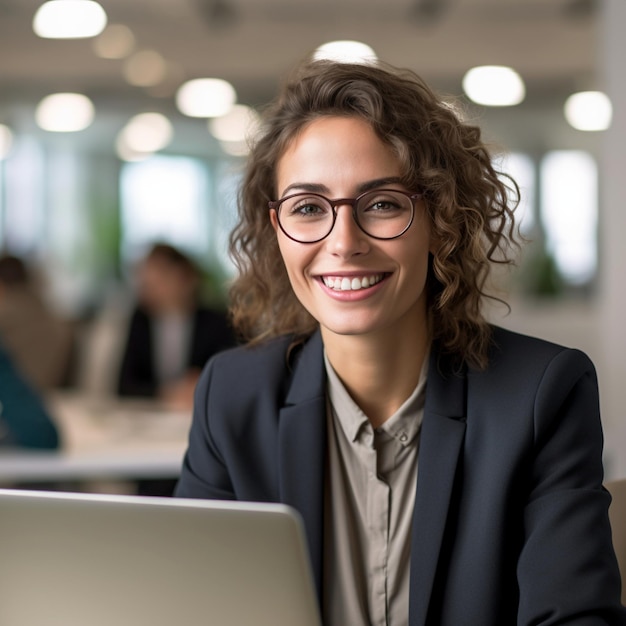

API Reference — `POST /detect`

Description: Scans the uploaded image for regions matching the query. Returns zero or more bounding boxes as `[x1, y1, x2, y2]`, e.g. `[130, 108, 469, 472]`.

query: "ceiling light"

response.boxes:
[115, 134, 152, 162]
[33, 0, 107, 39]
[210, 105, 261, 157]
[208, 104, 260, 142]
[145, 62, 186, 98]
[35, 93, 95, 132]
[123, 50, 167, 87]
[313, 40, 377, 64]
[462, 65, 526, 107]
[564, 91, 612, 131]
[92, 23, 135, 59]
[119, 112, 173, 154]
[219, 140, 252, 157]
[0, 124, 13, 160]
[176, 78, 237, 118]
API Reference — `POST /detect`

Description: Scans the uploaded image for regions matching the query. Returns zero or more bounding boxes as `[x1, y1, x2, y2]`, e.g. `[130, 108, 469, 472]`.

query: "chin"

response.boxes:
[320, 319, 380, 337]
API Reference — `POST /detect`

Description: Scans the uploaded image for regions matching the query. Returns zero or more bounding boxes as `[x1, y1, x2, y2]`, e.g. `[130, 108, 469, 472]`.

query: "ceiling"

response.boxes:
[0, 0, 602, 153]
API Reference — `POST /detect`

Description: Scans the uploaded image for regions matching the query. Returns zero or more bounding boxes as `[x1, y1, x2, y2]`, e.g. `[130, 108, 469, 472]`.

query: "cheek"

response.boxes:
[276, 237, 317, 292]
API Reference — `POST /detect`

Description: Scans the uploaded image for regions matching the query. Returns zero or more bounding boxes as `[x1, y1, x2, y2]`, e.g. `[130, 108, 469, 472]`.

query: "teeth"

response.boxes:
[322, 274, 384, 291]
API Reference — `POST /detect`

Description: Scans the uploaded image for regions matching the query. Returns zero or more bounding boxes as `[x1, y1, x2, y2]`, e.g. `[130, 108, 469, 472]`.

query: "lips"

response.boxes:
[321, 273, 385, 291]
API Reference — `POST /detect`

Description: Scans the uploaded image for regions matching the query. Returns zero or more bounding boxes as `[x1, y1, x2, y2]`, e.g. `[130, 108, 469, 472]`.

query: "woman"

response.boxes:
[175, 59, 625, 625]
[117, 243, 235, 410]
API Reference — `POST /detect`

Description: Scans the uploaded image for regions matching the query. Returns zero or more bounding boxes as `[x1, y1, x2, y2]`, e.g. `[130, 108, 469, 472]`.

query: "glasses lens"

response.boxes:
[355, 190, 414, 239]
[278, 194, 333, 242]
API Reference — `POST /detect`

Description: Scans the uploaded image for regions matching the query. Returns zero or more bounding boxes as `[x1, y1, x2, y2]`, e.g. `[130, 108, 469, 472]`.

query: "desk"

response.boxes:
[0, 392, 191, 484]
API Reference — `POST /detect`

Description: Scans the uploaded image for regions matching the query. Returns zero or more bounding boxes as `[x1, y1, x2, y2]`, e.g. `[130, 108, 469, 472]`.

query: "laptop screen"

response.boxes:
[0, 488, 322, 626]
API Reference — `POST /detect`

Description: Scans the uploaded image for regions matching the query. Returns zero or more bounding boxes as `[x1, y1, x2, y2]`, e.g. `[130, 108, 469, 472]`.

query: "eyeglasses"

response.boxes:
[268, 189, 422, 244]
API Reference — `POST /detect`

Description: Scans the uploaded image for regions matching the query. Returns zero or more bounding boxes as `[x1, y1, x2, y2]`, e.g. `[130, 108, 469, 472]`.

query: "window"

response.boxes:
[119, 155, 210, 266]
[540, 150, 598, 285]
[1, 136, 45, 254]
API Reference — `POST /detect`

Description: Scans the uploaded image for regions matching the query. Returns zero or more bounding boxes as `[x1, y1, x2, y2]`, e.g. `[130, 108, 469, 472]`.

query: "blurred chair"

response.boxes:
[605, 478, 626, 605]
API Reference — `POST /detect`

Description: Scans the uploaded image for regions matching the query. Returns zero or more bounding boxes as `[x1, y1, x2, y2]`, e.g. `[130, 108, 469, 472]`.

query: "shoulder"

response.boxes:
[198, 333, 314, 399]
[464, 326, 598, 426]
[208, 334, 294, 373]
[485, 325, 595, 381]
[192, 333, 323, 441]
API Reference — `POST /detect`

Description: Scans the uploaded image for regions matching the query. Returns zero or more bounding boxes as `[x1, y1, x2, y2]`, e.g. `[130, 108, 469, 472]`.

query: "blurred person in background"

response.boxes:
[0, 253, 73, 391]
[117, 243, 235, 411]
[0, 340, 60, 450]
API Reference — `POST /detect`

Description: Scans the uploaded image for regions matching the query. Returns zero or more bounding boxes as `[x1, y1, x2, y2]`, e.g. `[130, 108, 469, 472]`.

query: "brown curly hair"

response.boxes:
[228, 58, 520, 369]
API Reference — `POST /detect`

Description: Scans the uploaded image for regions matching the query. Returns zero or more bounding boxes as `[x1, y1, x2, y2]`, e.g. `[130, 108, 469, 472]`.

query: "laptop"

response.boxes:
[0, 488, 322, 626]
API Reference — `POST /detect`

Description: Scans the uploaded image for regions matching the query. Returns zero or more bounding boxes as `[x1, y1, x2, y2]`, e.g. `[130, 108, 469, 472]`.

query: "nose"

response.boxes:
[325, 204, 369, 257]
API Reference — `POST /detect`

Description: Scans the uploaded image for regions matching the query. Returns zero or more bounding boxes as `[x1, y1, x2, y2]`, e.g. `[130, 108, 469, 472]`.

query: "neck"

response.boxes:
[322, 319, 429, 429]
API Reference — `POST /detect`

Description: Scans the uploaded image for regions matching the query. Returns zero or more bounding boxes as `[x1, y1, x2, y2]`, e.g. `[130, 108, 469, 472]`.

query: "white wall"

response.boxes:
[598, 0, 626, 479]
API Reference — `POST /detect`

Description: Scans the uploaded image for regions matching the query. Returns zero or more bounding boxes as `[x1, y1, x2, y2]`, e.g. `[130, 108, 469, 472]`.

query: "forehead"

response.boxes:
[276, 116, 401, 194]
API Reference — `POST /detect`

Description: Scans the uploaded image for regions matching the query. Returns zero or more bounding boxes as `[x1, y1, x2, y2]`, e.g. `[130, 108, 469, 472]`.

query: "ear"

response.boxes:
[269, 208, 279, 233]
[428, 234, 440, 256]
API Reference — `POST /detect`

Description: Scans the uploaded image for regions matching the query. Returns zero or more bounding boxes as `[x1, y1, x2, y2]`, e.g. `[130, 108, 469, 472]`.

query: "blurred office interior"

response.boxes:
[0, 0, 625, 486]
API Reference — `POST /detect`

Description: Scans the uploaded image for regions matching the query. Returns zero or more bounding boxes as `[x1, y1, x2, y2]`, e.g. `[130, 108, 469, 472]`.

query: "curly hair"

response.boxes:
[228, 58, 520, 369]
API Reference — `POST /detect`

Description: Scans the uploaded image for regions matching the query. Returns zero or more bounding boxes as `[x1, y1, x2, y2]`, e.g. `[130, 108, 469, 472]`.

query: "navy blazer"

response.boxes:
[175, 326, 626, 625]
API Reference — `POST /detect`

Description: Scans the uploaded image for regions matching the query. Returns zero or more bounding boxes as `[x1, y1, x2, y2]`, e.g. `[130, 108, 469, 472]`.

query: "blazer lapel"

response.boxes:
[409, 351, 467, 626]
[277, 331, 327, 603]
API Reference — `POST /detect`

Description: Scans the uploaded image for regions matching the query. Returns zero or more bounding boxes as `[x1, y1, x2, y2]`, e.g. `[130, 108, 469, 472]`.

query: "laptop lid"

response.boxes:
[0, 488, 322, 626]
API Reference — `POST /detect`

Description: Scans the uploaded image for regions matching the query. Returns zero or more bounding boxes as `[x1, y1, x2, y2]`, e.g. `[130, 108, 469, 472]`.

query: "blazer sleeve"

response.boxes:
[174, 336, 296, 503]
[174, 355, 237, 500]
[516, 348, 625, 624]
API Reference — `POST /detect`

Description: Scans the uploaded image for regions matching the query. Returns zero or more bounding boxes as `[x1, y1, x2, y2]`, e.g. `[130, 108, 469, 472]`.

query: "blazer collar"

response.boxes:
[409, 349, 467, 625]
[278, 330, 327, 602]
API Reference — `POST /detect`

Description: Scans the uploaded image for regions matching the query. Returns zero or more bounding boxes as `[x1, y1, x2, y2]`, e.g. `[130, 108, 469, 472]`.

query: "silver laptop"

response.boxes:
[0, 488, 322, 626]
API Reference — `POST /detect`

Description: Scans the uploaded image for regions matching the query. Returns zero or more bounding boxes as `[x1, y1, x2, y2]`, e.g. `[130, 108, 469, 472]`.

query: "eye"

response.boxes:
[361, 194, 404, 214]
[284, 196, 330, 218]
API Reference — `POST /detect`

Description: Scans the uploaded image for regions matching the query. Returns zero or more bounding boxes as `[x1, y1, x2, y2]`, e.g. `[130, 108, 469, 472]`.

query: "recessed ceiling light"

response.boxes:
[93, 23, 135, 59]
[564, 91, 612, 131]
[462, 65, 525, 107]
[123, 50, 167, 88]
[176, 78, 237, 118]
[33, 0, 107, 39]
[208, 104, 260, 143]
[313, 41, 377, 64]
[35, 93, 95, 132]
[119, 112, 173, 154]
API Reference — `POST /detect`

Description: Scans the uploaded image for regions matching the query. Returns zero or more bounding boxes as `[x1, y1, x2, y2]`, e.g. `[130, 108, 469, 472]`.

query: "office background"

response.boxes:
[0, 0, 625, 479]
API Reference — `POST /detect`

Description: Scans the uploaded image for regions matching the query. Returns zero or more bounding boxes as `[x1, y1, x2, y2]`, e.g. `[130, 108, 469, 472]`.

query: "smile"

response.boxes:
[321, 274, 386, 291]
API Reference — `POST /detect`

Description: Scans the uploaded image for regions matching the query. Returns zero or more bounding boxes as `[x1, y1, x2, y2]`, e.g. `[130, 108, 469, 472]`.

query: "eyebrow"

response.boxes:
[279, 177, 405, 198]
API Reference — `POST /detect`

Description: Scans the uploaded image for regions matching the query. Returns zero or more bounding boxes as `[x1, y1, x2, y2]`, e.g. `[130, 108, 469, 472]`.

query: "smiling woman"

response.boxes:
[175, 57, 626, 626]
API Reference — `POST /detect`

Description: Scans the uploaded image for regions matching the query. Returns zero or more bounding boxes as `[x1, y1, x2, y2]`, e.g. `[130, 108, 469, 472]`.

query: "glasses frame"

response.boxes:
[268, 189, 423, 244]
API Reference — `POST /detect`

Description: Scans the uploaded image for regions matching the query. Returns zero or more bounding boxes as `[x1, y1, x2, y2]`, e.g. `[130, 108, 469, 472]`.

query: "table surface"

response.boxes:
[0, 392, 192, 483]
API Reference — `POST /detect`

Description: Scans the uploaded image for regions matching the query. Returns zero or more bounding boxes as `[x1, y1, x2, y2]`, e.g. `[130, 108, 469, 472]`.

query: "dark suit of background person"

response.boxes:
[117, 305, 234, 399]
[116, 243, 235, 405]
[0, 341, 60, 450]
[176, 326, 626, 625]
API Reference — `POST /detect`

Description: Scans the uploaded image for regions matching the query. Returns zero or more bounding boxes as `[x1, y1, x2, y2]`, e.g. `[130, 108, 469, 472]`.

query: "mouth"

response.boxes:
[320, 273, 388, 292]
